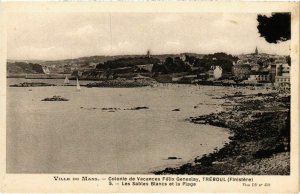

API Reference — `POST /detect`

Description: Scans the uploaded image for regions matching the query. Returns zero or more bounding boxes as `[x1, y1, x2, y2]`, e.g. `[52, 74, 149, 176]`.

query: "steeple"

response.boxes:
[255, 46, 258, 55]
[147, 50, 151, 58]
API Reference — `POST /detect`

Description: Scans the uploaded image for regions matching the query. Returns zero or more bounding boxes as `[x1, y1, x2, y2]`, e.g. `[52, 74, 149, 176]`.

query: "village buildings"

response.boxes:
[275, 63, 290, 86]
[246, 71, 271, 83]
[58, 46, 290, 88]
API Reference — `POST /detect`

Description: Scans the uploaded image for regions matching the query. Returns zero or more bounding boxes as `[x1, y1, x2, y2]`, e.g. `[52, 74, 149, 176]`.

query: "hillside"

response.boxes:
[7, 62, 44, 75]
[8, 53, 204, 66]
[96, 57, 160, 69]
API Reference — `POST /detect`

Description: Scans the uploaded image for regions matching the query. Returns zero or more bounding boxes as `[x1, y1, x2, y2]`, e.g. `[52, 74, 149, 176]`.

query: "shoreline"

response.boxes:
[8, 79, 154, 88]
[154, 91, 290, 175]
[7, 79, 290, 174]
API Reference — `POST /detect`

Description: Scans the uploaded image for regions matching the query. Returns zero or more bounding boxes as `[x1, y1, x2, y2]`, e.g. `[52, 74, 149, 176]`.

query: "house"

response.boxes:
[275, 76, 290, 87]
[257, 71, 270, 82]
[180, 54, 186, 62]
[232, 64, 251, 79]
[250, 63, 261, 71]
[275, 63, 290, 86]
[208, 66, 222, 80]
[42, 66, 50, 74]
[89, 62, 97, 68]
[247, 71, 270, 83]
[136, 64, 154, 72]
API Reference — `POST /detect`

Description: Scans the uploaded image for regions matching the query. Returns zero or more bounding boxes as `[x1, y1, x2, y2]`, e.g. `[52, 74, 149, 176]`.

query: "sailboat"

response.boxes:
[76, 77, 81, 91]
[64, 75, 70, 84]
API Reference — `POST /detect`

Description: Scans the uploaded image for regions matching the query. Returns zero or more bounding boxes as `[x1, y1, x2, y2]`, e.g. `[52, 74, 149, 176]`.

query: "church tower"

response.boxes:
[255, 46, 258, 55]
[147, 50, 151, 58]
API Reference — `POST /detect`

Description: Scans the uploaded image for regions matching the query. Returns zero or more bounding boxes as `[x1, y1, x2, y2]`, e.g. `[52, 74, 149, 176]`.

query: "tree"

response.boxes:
[152, 57, 191, 74]
[185, 55, 196, 64]
[257, 13, 291, 43]
[96, 57, 160, 70]
[286, 56, 291, 66]
[195, 53, 237, 73]
[165, 57, 174, 65]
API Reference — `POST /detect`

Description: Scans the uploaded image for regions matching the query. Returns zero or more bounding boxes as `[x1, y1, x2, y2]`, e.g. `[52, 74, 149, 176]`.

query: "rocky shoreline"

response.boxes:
[42, 95, 69, 101]
[86, 78, 155, 88]
[10, 82, 56, 87]
[154, 91, 290, 175]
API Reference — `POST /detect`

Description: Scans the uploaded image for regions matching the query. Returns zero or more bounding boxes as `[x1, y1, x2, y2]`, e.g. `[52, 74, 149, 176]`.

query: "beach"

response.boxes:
[155, 90, 290, 175]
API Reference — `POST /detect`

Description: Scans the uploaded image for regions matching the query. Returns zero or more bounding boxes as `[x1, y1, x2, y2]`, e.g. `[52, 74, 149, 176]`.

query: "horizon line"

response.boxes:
[7, 51, 288, 62]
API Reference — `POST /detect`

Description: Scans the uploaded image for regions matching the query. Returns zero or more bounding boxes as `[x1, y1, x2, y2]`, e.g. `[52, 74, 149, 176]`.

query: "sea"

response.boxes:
[6, 78, 231, 174]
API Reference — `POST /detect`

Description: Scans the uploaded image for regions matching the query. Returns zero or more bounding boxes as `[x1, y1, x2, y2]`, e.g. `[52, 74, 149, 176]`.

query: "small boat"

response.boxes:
[64, 75, 70, 84]
[76, 77, 81, 91]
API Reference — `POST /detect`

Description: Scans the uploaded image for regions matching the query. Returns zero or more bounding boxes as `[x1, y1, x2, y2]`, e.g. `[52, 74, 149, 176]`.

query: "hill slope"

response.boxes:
[7, 62, 44, 75]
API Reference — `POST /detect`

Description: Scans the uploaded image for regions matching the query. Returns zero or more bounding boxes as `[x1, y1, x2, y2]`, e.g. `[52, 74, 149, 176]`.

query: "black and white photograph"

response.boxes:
[5, 10, 293, 176]
[2, 4, 299, 192]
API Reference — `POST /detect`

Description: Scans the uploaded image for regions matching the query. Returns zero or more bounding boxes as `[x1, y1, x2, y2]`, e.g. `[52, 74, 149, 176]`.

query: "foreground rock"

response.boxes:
[42, 96, 69, 101]
[10, 82, 56, 87]
[167, 157, 182, 160]
[155, 92, 290, 175]
[124, 106, 149, 110]
[80, 106, 149, 111]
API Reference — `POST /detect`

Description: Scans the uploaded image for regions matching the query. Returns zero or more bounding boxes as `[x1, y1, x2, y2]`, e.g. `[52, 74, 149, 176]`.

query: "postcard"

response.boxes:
[0, 1, 299, 193]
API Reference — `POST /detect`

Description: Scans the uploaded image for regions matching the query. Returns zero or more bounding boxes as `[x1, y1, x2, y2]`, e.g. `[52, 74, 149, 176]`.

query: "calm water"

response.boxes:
[7, 78, 231, 174]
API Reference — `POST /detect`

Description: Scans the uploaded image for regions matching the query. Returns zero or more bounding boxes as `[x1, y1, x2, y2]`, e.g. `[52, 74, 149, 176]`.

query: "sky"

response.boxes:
[7, 12, 290, 60]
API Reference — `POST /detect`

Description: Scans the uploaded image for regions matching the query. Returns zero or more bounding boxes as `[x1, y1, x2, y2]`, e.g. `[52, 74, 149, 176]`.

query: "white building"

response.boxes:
[136, 64, 154, 72]
[180, 54, 186, 62]
[208, 66, 222, 80]
[275, 63, 290, 86]
[247, 72, 270, 83]
[42, 66, 50, 74]
[275, 76, 290, 86]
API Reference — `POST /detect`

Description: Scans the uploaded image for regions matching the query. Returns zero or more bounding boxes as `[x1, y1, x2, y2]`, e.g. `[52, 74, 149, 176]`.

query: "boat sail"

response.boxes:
[76, 77, 81, 91]
[64, 75, 70, 84]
